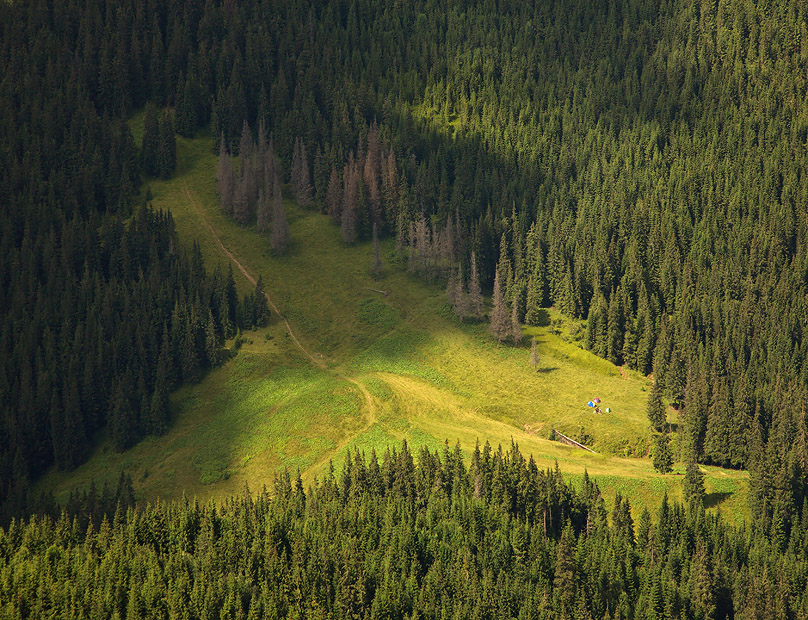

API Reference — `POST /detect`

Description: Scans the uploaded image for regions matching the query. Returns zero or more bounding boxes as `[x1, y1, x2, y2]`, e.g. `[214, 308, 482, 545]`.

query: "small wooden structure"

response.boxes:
[552, 429, 597, 454]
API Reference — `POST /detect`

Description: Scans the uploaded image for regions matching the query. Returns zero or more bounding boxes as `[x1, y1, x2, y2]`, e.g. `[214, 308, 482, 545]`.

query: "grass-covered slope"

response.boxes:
[37, 121, 748, 520]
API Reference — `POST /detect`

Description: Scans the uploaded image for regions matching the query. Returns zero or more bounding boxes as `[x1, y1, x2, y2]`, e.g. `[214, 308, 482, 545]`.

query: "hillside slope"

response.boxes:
[37, 125, 748, 519]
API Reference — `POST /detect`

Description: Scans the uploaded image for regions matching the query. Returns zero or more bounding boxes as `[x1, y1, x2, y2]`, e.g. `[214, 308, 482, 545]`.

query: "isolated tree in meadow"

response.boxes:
[647, 380, 666, 431]
[489, 265, 510, 343]
[653, 431, 673, 474]
[468, 251, 484, 320]
[511, 301, 523, 345]
[530, 337, 540, 370]
[270, 173, 289, 253]
[683, 458, 705, 506]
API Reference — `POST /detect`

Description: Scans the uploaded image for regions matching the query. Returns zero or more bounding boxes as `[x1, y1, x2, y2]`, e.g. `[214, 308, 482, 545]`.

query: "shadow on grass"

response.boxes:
[535, 367, 558, 374]
[704, 491, 732, 509]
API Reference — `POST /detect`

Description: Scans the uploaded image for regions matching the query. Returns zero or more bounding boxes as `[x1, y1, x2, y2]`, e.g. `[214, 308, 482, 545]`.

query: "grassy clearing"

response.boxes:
[36, 113, 749, 519]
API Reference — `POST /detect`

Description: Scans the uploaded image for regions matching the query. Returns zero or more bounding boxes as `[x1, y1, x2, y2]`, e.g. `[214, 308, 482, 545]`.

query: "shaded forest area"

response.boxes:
[0, 0, 273, 521]
[2, 0, 808, 535]
[2, 441, 807, 619]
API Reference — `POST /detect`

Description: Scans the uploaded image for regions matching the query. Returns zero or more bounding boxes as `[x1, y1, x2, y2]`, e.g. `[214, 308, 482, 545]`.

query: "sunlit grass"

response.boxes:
[36, 112, 749, 519]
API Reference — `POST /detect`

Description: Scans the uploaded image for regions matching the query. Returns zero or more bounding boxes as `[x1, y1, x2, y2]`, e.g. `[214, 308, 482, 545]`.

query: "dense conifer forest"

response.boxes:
[2, 441, 808, 619]
[2, 0, 808, 613]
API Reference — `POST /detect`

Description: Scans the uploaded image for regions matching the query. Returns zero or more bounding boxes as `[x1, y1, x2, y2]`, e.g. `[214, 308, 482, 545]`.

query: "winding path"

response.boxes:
[182, 181, 376, 422]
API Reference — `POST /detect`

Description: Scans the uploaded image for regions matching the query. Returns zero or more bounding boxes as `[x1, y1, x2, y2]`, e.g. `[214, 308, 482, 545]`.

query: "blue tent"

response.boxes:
[587, 401, 594, 407]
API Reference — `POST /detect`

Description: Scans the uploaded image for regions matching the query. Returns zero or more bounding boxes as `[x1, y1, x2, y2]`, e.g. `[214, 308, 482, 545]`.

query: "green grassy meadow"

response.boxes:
[36, 115, 749, 523]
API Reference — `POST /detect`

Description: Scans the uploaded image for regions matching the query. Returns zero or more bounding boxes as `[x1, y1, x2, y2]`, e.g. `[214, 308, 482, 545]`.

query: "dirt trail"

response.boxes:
[182, 181, 376, 422]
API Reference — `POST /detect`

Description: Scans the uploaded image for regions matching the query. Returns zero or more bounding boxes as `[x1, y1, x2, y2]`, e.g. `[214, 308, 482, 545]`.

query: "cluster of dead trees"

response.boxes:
[217, 121, 289, 253]
[215, 122, 524, 345]
[445, 251, 484, 322]
[326, 122, 400, 244]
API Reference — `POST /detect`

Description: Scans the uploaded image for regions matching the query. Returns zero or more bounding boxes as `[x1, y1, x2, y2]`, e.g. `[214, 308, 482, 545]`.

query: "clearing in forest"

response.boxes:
[36, 116, 749, 521]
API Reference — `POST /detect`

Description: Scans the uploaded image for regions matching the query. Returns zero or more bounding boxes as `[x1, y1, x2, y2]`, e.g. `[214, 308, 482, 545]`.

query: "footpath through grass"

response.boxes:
[37, 117, 749, 522]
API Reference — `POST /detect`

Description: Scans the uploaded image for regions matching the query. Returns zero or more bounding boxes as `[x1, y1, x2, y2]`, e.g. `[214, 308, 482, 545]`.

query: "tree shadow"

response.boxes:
[533, 309, 552, 327]
[704, 492, 731, 509]
[535, 366, 558, 374]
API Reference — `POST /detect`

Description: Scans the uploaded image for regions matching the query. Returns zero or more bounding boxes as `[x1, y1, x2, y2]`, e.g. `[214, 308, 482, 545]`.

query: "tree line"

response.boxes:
[2, 440, 807, 619]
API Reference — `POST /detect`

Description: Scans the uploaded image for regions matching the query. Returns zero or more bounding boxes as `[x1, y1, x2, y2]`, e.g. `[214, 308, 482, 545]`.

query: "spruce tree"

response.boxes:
[175, 75, 199, 138]
[489, 265, 510, 343]
[341, 193, 357, 244]
[341, 158, 358, 243]
[683, 458, 705, 506]
[204, 309, 221, 368]
[453, 267, 471, 320]
[290, 136, 302, 191]
[110, 379, 135, 453]
[606, 292, 623, 365]
[653, 432, 673, 474]
[49, 387, 65, 469]
[239, 127, 257, 213]
[468, 251, 483, 320]
[525, 276, 543, 326]
[256, 188, 270, 234]
[326, 165, 342, 223]
[148, 373, 169, 437]
[270, 174, 289, 253]
[647, 380, 666, 431]
[61, 378, 86, 470]
[180, 316, 201, 384]
[253, 277, 270, 327]
[296, 138, 313, 208]
[232, 178, 250, 227]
